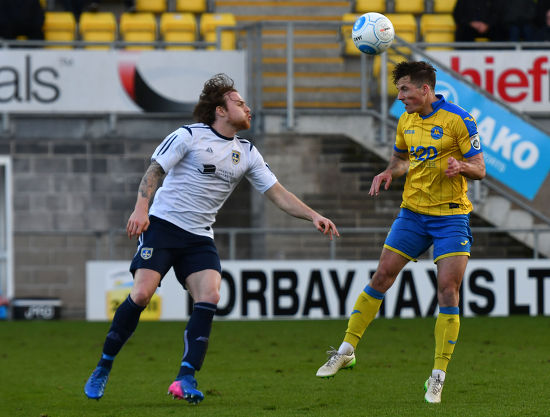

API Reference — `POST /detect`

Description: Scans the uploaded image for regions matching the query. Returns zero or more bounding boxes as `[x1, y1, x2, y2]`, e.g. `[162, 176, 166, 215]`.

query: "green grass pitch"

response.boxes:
[1, 316, 549, 417]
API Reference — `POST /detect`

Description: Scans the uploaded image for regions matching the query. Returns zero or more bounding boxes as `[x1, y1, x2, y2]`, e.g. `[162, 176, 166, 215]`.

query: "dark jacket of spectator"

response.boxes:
[0, 0, 45, 40]
[453, 0, 501, 41]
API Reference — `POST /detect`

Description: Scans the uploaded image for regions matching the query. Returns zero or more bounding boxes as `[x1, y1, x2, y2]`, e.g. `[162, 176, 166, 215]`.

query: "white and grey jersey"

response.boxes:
[149, 123, 277, 238]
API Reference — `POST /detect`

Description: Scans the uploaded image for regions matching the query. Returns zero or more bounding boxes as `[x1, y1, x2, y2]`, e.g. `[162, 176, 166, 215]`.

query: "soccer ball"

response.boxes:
[351, 12, 395, 55]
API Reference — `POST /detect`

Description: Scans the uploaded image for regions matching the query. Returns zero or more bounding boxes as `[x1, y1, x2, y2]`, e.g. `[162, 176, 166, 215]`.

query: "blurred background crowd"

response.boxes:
[1, 0, 550, 43]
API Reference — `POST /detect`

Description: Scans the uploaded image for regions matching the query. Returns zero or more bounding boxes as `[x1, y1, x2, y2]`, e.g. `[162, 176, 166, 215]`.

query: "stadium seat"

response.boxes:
[341, 13, 361, 56]
[120, 12, 157, 50]
[423, 32, 454, 50]
[175, 0, 207, 14]
[135, 0, 166, 14]
[420, 14, 456, 49]
[384, 13, 416, 54]
[355, 0, 386, 13]
[79, 12, 117, 49]
[433, 0, 457, 13]
[43, 12, 76, 49]
[200, 13, 236, 50]
[394, 0, 424, 14]
[160, 13, 197, 50]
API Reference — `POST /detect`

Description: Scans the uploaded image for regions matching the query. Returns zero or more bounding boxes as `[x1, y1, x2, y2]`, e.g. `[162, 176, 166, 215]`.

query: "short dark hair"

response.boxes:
[392, 61, 436, 89]
[193, 73, 236, 125]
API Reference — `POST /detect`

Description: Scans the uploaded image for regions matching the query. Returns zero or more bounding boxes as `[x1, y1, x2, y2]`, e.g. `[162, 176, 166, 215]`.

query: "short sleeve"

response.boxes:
[245, 145, 278, 193]
[458, 113, 482, 158]
[151, 127, 191, 172]
[394, 114, 408, 152]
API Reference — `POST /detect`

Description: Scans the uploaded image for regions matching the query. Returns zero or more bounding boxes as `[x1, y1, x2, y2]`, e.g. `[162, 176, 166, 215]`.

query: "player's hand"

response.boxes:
[126, 209, 150, 238]
[313, 215, 340, 241]
[445, 156, 462, 178]
[369, 170, 392, 196]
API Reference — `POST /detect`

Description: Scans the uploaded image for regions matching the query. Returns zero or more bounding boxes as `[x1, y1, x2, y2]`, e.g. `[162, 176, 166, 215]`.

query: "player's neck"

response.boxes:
[419, 95, 438, 117]
[211, 121, 237, 139]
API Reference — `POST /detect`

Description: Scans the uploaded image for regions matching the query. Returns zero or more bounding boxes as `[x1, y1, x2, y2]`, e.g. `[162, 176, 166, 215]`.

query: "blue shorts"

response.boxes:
[129, 216, 221, 288]
[384, 208, 472, 263]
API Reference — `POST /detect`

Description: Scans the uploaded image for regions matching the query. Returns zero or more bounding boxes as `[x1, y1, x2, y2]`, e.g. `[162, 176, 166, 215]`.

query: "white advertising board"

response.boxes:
[428, 51, 549, 113]
[0, 50, 247, 113]
[86, 260, 550, 320]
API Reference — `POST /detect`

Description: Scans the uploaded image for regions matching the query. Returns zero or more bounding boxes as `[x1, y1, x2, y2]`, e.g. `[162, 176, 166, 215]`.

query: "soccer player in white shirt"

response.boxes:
[84, 73, 339, 404]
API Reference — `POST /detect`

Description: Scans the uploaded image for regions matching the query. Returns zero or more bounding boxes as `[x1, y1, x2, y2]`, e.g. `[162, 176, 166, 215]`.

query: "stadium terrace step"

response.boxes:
[214, 0, 351, 17]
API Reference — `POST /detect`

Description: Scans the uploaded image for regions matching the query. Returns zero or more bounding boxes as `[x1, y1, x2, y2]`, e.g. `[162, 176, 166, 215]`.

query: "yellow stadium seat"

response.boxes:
[160, 13, 197, 50]
[43, 12, 76, 49]
[79, 12, 117, 49]
[385, 13, 416, 54]
[420, 13, 455, 43]
[120, 12, 157, 50]
[424, 32, 454, 50]
[200, 13, 236, 50]
[135, 0, 166, 13]
[394, 0, 424, 14]
[433, 0, 457, 13]
[341, 13, 360, 56]
[175, 0, 207, 14]
[355, 0, 386, 13]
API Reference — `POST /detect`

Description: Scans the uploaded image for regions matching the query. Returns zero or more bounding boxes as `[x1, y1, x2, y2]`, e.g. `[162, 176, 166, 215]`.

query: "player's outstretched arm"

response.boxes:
[127, 161, 166, 239]
[264, 182, 340, 240]
[369, 151, 409, 196]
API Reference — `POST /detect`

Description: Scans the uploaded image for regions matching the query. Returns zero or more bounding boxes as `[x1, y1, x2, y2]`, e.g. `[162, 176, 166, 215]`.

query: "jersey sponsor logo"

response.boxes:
[431, 126, 444, 140]
[460, 240, 468, 246]
[205, 147, 213, 153]
[140, 247, 153, 260]
[410, 145, 437, 161]
[198, 164, 216, 174]
[470, 133, 481, 150]
[232, 150, 241, 165]
[404, 129, 415, 134]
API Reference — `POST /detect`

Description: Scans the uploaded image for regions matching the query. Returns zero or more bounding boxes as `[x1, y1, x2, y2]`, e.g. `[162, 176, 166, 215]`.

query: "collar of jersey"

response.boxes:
[209, 125, 235, 141]
[420, 94, 445, 120]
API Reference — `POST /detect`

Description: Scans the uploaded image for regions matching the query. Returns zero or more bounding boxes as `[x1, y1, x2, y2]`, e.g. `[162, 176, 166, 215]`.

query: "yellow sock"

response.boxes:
[343, 285, 384, 349]
[433, 307, 460, 372]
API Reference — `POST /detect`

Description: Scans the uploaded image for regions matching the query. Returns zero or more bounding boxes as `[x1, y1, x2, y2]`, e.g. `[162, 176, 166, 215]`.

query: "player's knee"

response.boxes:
[371, 267, 397, 291]
[130, 289, 153, 306]
[438, 286, 459, 306]
[200, 289, 220, 305]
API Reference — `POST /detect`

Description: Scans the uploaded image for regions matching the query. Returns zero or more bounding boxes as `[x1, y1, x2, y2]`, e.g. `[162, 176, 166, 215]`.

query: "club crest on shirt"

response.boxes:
[140, 247, 153, 260]
[232, 150, 241, 165]
[470, 133, 481, 150]
[431, 126, 443, 140]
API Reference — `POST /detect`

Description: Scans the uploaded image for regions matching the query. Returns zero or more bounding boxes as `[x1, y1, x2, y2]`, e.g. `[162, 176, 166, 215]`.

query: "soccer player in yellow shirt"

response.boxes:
[316, 61, 486, 404]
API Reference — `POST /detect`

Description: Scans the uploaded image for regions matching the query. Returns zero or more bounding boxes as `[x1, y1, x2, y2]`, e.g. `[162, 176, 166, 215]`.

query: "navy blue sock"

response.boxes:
[177, 302, 217, 379]
[97, 295, 145, 370]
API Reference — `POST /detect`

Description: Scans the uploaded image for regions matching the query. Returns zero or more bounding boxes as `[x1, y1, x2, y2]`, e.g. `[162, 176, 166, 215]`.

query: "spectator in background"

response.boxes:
[452, 0, 500, 42]
[62, 0, 135, 21]
[497, 0, 538, 42]
[0, 0, 45, 41]
[535, 0, 550, 41]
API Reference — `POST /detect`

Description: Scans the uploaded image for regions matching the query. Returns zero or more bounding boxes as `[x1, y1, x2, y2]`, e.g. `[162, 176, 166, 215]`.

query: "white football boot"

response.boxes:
[424, 375, 444, 403]
[316, 348, 356, 378]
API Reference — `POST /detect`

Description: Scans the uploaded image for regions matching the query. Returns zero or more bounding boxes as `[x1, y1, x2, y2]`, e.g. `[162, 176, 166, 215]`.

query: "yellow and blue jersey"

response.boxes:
[394, 95, 482, 216]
